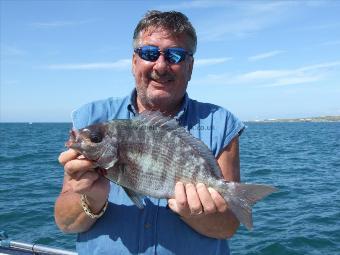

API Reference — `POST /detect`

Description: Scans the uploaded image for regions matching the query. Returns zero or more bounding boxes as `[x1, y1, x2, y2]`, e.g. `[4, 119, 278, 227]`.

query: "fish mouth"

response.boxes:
[65, 129, 102, 161]
[65, 129, 80, 149]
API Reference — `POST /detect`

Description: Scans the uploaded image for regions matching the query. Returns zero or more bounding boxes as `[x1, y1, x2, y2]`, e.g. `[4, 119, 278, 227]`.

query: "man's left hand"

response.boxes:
[168, 182, 228, 218]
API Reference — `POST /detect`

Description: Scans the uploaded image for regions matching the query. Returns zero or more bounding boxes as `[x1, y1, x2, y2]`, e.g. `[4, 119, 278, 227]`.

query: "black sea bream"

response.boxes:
[67, 111, 276, 230]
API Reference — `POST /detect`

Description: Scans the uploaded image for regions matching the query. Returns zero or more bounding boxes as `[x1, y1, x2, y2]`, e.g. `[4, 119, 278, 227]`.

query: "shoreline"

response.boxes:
[247, 115, 340, 123]
[1, 116, 340, 124]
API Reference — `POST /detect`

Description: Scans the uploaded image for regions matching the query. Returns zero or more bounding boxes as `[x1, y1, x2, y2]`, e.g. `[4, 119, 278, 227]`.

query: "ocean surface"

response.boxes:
[0, 122, 339, 254]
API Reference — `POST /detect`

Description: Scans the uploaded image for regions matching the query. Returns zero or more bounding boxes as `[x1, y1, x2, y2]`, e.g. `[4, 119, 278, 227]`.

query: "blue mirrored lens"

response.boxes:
[165, 48, 186, 64]
[135, 46, 191, 64]
[139, 46, 160, 61]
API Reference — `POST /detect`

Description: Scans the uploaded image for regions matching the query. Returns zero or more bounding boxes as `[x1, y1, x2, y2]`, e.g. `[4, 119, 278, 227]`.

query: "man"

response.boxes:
[55, 10, 245, 254]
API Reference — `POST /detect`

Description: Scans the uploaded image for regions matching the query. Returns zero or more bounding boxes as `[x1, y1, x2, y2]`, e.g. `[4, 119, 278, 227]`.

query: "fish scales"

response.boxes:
[118, 129, 183, 197]
[107, 117, 218, 196]
[105, 123, 173, 196]
[110, 117, 228, 190]
[144, 131, 213, 190]
[67, 111, 277, 230]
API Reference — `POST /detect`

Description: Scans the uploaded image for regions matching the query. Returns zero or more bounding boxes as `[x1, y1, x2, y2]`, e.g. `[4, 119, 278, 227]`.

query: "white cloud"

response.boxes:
[199, 18, 265, 41]
[322, 40, 340, 46]
[299, 61, 340, 71]
[302, 22, 340, 31]
[45, 57, 229, 70]
[157, 0, 231, 10]
[192, 60, 340, 87]
[45, 59, 131, 70]
[1, 80, 19, 86]
[30, 19, 95, 28]
[197, 2, 297, 41]
[1, 45, 26, 56]
[248, 50, 284, 62]
[262, 74, 322, 87]
[195, 57, 232, 67]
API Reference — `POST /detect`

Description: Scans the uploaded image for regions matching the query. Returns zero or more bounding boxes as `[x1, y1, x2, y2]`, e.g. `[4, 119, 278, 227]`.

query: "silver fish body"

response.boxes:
[67, 111, 276, 230]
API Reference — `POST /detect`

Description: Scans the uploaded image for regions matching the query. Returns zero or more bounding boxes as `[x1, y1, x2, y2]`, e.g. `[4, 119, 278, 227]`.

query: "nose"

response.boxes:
[153, 54, 170, 75]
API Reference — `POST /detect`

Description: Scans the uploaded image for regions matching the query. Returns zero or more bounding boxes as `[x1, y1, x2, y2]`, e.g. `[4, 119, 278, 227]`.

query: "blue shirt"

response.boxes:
[72, 90, 245, 255]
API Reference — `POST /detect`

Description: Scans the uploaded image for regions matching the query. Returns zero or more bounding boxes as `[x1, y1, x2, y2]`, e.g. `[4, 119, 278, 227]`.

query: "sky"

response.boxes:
[1, 0, 340, 122]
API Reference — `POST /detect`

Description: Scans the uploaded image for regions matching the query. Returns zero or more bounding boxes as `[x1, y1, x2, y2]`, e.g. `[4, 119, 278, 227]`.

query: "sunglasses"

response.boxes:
[134, 45, 193, 64]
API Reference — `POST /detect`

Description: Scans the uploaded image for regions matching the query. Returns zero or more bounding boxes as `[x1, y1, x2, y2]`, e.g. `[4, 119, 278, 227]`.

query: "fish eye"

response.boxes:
[89, 131, 103, 143]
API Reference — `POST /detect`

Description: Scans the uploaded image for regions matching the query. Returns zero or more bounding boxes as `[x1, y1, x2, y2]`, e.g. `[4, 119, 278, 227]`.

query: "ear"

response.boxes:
[187, 57, 194, 81]
[132, 53, 137, 77]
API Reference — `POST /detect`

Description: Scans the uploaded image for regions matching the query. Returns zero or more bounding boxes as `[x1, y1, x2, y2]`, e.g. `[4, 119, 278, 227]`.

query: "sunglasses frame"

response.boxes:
[134, 45, 193, 64]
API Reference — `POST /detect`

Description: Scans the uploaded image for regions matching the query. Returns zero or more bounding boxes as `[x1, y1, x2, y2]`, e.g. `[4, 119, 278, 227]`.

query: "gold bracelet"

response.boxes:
[80, 194, 108, 219]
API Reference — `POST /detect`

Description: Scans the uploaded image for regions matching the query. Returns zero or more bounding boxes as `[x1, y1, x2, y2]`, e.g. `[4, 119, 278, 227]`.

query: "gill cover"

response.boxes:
[67, 126, 118, 169]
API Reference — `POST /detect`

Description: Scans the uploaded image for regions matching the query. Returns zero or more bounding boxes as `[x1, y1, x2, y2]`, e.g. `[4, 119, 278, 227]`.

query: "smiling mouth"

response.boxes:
[150, 72, 175, 85]
[152, 78, 173, 84]
[150, 80, 174, 90]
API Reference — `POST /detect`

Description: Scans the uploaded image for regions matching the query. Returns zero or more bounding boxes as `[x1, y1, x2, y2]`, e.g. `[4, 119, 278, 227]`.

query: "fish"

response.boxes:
[66, 111, 277, 230]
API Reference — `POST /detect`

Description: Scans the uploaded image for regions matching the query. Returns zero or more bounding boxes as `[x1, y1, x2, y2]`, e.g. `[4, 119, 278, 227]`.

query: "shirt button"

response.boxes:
[144, 223, 151, 229]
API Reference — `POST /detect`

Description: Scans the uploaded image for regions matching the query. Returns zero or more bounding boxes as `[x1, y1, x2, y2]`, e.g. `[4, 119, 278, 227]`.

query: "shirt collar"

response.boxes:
[175, 92, 189, 120]
[127, 88, 189, 119]
[127, 89, 138, 116]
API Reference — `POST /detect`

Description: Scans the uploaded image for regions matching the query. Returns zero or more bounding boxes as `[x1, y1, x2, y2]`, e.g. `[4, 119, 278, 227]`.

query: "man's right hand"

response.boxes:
[54, 149, 110, 233]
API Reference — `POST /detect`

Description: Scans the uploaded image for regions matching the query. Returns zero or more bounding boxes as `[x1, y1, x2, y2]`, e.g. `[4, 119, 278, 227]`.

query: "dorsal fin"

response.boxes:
[134, 110, 177, 128]
[134, 111, 222, 177]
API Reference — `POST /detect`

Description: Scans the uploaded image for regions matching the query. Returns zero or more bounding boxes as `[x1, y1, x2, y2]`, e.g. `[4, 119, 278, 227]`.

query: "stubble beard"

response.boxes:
[135, 84, 186, 115]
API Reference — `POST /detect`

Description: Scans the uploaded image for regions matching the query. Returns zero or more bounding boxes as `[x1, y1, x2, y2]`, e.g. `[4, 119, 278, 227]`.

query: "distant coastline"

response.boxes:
[248, 115, 340, 123]
[1, 116, 340, 124]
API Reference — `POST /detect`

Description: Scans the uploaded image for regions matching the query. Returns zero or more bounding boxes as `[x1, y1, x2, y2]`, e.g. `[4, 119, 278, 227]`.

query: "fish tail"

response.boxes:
[218, 182, 277, 230]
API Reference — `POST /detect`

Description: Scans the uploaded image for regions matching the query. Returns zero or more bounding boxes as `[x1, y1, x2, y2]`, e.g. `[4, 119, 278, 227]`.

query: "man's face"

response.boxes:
[132, 28, 194, 114]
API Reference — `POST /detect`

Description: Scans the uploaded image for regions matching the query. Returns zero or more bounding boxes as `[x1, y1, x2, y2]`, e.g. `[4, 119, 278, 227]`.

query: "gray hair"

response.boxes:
[133, 10, 197, 54]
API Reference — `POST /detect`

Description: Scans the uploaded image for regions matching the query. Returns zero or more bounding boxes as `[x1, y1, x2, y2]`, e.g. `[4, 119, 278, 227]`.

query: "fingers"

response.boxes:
[68, 171, 100, 193]
[196, 183, 217, 214]
[168, 182, 190, 216]
[208, 187, 228, 213]
[58, 149, 101, 196]
[58, 149, 79, 165]
[168, 182, 226, 218]
[64, 158, 95, 179]
[59, 149, 96, 179]
[186, 183, 203, 215]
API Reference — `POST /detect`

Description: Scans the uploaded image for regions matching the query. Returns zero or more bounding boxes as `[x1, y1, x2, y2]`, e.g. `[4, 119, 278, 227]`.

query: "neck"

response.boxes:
[135, 96, 183, 117]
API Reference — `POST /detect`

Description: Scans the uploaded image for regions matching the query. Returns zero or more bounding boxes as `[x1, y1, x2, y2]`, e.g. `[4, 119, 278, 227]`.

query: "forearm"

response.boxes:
[56, 150, 111, 233]
[54, 191, 97, 233]
[181, 209, 239, 239]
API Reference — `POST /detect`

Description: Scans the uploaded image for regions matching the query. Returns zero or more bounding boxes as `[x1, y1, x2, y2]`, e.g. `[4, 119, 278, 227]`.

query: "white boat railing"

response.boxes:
[0, 231, 77, 255]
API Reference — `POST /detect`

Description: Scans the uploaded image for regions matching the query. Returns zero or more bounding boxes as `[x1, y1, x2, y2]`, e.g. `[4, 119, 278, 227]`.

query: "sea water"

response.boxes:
[0, 122, 339, 254]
